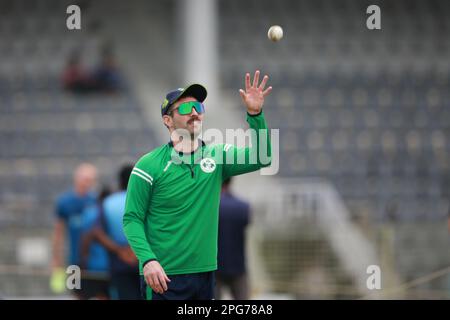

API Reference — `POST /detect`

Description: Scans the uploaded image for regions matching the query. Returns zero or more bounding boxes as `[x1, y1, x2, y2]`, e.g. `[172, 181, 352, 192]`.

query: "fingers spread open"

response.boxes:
[239, 89, 246, 101]
[263, 86, 273, 97]
[245, 73, 251, 91]
[259, 75, 269, 90]
[253, 70, 260, 88]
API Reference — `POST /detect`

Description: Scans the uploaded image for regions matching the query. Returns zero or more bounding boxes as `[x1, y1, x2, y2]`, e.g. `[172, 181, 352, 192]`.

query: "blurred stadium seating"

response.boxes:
[219, 0, 449, 221]
[0, 0, 159, 297]
[218, 0, 450, 299]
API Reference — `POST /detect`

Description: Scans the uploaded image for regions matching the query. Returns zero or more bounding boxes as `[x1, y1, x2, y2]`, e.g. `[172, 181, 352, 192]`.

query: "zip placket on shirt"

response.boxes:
[179, 153, 195, 178]
[186, 164, 194, 178]
[169, 141, 205, 179]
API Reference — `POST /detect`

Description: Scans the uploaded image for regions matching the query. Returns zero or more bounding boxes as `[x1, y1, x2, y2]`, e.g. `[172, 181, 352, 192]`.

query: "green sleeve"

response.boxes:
[222, 111, 272, 180]
[123, 163, 158, 266]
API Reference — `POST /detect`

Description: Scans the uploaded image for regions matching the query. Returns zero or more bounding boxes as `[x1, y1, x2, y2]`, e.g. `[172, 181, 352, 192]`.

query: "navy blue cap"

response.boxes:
[161, 84, 207, 116]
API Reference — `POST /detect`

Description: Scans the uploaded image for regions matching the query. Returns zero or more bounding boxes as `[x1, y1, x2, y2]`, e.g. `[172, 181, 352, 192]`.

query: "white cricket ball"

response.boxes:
[267, 25, 283, 42]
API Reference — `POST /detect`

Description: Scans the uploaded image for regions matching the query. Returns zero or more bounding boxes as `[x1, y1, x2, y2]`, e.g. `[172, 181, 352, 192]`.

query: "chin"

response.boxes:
[191, 130, 201, 139]
[190, 122, 202, 136]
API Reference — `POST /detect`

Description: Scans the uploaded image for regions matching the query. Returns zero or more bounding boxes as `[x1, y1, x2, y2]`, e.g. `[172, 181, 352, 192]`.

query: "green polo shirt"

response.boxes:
[123, 111, 271, 275]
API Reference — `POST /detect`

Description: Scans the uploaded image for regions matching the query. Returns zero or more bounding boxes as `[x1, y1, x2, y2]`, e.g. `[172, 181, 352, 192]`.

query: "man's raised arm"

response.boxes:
[222, 70, 273, 179]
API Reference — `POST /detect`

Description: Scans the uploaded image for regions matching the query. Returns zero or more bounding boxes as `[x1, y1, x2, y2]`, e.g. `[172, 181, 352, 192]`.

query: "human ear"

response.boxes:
[162, 115, 172, 129]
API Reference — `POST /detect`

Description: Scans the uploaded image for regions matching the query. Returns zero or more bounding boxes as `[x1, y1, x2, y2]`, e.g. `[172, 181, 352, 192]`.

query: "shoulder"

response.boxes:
[56, 190, 75, 206]
[131, 144, 168, 182]
[136, 145, 167, 165]
[206, 143, 235, 155]
[104, 192, 125, 206]
[214, 143, 234, 151]
[103, 193, 114, 207]
[229, 194, 250, 210]
[134, 145, 168, 170]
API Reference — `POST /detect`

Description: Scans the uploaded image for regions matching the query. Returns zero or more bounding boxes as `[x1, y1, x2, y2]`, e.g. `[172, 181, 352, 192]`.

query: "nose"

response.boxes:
[190, 107, 199, 116]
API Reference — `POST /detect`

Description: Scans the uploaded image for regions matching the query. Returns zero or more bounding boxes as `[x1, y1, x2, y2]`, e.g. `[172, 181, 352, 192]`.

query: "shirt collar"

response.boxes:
[167, 139, 206, 164]
[167, 139, 206, 155]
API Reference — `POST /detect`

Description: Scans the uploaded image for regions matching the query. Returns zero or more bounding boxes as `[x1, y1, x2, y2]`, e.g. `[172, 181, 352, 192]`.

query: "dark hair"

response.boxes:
[166, 103, 177, 117]
[222, 177, 232, 188]
[98, 185, 112, 203]
[119, 164, 134, 190]
[163, 105, 174, 129]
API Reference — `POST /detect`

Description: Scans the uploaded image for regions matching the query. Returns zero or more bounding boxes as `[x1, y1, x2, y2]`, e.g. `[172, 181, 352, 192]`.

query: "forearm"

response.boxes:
[222, 111, 271, 179]
[123, 211, 157, 265]
[92, 228, 121, 254]
[80, 233, 93, 268]
[51, 242, 63, 269]
[247, 110, 271, 167]
[51, 221, 65, 269]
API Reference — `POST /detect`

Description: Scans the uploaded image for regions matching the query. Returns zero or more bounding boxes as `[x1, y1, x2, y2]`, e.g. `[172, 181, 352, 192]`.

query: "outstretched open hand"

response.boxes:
[239, 70, 272, 115]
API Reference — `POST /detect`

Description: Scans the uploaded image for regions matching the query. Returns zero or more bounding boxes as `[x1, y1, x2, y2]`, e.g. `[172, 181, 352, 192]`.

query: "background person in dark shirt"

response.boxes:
[216, 177, 251, 300]
[91, 45, 123, 93]
[61, 51, 93, 93]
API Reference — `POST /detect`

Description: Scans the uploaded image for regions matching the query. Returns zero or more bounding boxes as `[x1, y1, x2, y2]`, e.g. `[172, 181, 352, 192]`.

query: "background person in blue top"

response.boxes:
[82, 164, 140, 300]
[216, 177, 251, 300]
[79, 187, 111, 299]
[50, 163, 98, 298]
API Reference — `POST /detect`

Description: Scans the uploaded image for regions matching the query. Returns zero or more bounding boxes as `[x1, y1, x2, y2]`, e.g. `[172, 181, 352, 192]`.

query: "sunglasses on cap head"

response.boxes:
[170, 101, 205, 115]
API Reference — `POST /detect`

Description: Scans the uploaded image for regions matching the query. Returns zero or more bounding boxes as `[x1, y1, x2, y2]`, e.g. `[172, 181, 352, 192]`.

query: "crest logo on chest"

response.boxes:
[200, 157, 216, 173]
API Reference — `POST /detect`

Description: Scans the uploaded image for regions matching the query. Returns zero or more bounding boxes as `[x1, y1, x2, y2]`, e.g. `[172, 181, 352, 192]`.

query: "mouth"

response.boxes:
[188, 119, 200, 125]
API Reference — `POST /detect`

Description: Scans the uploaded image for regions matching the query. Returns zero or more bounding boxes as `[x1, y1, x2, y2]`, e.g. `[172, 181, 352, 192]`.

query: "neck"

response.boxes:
[172, 136, 199, 153]
[74, 187, 87, 196]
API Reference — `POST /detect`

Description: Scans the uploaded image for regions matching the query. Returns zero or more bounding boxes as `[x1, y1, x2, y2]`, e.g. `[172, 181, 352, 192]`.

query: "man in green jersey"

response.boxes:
[123, 70, 272, 300]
